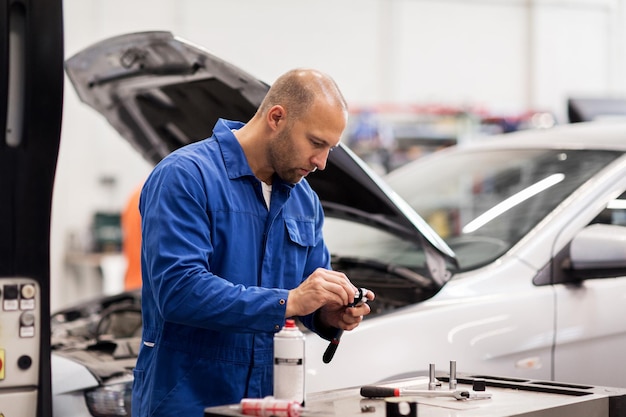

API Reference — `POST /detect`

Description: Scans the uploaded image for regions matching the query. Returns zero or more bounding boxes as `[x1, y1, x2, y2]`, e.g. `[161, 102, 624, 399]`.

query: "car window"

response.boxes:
[386, 148, 623, 271]
[591, 190, 626, 226]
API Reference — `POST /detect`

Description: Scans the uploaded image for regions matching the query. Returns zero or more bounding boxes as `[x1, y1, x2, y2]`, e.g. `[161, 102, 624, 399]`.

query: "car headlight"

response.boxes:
[84, 374, 133, 417]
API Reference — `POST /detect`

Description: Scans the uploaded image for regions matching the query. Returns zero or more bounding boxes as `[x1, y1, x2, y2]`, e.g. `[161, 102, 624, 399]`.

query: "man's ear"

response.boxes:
[267, 105, 286, 130]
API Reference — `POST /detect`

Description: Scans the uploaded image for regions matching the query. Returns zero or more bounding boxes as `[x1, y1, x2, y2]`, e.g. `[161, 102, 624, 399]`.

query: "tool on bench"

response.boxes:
[360, 385, 492, 400]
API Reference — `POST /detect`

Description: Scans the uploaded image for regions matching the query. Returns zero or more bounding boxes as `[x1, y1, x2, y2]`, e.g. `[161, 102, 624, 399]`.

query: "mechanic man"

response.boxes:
[132, 68, 375, 416]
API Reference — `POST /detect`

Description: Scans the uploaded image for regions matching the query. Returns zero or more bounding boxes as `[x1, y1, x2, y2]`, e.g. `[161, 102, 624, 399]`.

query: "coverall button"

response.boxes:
[275, 324, 280, 330]
[279, 299, 286, 305]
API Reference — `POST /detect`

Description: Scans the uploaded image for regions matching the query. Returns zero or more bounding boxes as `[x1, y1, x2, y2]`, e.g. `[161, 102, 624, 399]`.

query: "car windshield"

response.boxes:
[385, 147, 623, 271]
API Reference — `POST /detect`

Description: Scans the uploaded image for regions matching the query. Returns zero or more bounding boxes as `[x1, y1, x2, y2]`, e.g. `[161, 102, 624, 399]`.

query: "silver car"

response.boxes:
[306, 121, 626, 392]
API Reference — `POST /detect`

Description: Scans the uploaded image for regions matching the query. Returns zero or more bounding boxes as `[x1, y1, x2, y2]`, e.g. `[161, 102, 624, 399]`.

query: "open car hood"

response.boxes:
[65, 31, 457, 280]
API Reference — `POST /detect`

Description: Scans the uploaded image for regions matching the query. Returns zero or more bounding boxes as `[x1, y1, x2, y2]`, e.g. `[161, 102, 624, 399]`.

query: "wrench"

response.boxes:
[360, 386, 492, 401]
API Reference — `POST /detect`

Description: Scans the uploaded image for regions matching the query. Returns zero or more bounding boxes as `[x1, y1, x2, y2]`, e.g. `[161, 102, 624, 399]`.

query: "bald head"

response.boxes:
[235, 68, 348, 184]
[256, 68, 348, 122]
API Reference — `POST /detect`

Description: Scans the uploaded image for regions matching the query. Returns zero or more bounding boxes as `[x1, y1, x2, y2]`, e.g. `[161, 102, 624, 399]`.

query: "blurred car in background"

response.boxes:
[54, 31, 626, 416]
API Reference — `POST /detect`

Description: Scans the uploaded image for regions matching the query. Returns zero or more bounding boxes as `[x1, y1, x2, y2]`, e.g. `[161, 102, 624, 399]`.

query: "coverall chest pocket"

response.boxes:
[276, 217, 318, 287]
[284, 217, 316, 247]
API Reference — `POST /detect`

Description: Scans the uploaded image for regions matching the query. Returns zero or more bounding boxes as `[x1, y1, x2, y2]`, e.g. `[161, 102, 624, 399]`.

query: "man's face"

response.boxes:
[269, 101, 346, 184]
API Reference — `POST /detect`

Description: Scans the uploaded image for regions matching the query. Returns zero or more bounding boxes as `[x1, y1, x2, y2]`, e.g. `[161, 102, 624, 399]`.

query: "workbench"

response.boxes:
[204, 372, 626, 417]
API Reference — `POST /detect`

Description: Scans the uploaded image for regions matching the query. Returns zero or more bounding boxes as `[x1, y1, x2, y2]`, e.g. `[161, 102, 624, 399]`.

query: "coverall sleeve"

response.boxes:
[140, 160, 288, 334]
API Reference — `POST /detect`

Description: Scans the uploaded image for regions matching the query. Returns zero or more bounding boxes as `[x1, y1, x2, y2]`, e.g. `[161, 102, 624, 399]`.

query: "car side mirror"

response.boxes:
[567, 223, 626, 279]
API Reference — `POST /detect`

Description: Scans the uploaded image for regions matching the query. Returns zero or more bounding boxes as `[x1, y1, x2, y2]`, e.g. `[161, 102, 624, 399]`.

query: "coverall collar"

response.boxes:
[214, 118, 296, 192]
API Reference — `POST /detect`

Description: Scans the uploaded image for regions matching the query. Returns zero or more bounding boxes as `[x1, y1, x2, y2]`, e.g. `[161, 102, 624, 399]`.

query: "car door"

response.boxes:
[551, 171, 626, 388]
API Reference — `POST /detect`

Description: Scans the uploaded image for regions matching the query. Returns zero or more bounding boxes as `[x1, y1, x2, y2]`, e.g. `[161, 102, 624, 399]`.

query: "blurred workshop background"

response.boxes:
[53, 0, 626, 310]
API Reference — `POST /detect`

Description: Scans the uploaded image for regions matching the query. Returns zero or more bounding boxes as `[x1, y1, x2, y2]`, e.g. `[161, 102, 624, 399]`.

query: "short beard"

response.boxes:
[268, 126, 303, 184]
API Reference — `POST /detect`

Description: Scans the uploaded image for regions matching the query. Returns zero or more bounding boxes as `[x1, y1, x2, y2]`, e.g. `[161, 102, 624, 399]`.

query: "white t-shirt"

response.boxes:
[261, 182, 272, 209]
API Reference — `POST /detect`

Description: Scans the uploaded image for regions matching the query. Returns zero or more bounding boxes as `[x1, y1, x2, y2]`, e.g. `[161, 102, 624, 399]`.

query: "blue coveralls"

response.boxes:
[131, 119, 332, 416]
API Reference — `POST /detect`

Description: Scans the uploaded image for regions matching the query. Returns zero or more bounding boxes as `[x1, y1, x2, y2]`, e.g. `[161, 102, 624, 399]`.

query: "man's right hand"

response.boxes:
[286, 268, 357, 318]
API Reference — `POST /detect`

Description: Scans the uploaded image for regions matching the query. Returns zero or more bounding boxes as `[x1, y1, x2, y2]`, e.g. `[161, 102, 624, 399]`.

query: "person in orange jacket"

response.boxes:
[121, 184, 143, 290]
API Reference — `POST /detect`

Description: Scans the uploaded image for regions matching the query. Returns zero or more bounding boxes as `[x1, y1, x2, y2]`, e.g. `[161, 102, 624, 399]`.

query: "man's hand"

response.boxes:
[286, 268, 356, 317]
[317, 291, 375, 331]
[286, 268, 375, 330]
